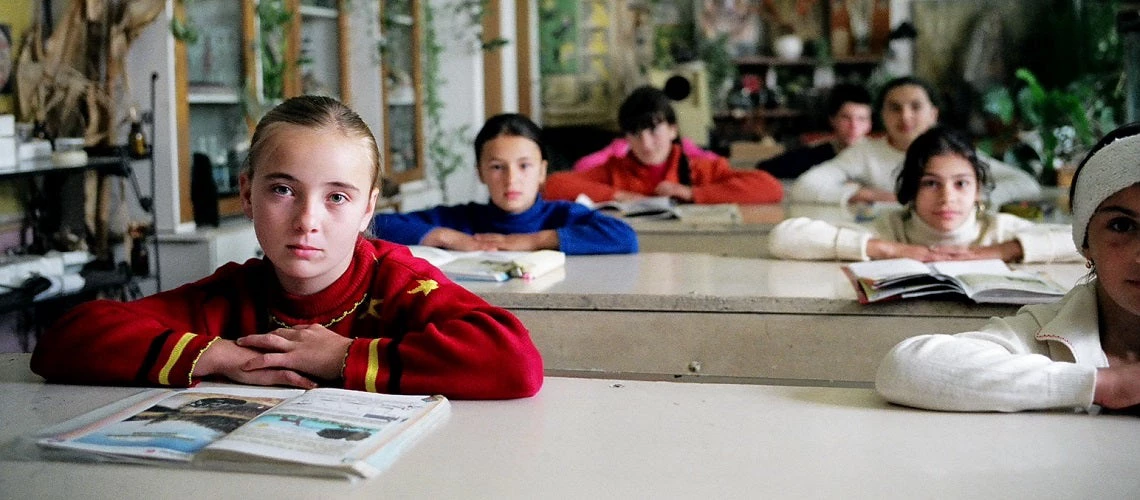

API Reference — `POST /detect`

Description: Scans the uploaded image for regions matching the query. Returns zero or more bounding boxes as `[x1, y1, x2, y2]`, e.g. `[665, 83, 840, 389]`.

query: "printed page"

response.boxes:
[201, 389, 446, 469]
[928, 259, 1011, 277]
[954, 271, 1068, 304]
[37, 387, 302, 462]
[845, 258, 932, 283]
[406, 245, 459, 268]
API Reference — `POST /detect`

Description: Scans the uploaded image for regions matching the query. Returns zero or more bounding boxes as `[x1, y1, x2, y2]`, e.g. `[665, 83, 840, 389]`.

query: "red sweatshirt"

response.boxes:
[543, 145, 784, 204]
[31, 237, 543, 400]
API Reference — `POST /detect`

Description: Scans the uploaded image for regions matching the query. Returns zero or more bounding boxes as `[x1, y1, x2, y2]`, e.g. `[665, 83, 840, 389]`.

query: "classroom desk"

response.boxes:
[2, 354, 1136, 499]
[627, 203, 884, 258]
[628, 194, 1073, 258]
[459, 253, 1088, 386]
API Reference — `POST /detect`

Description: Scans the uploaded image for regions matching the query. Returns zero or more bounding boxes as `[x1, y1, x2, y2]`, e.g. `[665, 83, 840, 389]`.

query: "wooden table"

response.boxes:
[459, 253, 1088, 386]
[2, 354, 1135, 499]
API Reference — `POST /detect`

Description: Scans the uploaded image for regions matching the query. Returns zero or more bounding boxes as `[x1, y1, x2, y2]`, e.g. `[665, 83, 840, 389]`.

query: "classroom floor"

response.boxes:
[0, 314, 35, 353]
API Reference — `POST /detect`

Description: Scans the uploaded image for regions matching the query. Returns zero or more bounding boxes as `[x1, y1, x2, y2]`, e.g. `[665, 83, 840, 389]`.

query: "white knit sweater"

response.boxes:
[875, 281, 1103, 412]
[767, 208, 1082, 262]
[788, 137, 1043, 207]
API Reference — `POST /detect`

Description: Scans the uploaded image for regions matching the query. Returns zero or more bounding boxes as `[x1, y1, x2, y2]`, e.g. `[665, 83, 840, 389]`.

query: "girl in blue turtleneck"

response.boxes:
[373, 113, 638, 255]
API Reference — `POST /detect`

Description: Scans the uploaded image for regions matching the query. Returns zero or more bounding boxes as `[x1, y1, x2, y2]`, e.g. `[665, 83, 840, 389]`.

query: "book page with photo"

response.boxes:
[844, 258, 1068, 305]
[33, 386, 449, 480]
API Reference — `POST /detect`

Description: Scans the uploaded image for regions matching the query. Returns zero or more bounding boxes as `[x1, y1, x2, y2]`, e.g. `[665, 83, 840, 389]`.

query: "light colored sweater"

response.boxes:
[875, 281, 1103, 412]
[767, 208, 1083, 263]
[788, 137, 1043, 207]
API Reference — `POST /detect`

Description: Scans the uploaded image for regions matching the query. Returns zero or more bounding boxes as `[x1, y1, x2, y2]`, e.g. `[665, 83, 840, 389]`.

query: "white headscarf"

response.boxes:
[1071, 123, 1140, 255]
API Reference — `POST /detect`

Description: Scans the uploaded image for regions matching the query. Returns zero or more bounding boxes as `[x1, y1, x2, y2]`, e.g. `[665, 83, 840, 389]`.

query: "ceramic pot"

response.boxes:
[774, 35, 804, 60]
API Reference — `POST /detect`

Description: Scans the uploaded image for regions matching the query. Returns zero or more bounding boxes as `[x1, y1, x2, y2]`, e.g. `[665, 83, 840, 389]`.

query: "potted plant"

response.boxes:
[982, 68, 1116, 185]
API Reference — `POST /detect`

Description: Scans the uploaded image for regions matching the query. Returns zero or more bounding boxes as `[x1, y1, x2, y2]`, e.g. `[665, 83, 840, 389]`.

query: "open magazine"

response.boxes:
[407, 245, 566, 282]
[576, 194, 742, 224]
[843, 258, 1069, 305]
[34, 386, 449, 481]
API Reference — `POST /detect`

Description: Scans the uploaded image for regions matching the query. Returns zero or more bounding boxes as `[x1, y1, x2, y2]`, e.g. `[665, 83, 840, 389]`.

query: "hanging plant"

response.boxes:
[421, 0, 507, 204]
[257, 0, 294, 101]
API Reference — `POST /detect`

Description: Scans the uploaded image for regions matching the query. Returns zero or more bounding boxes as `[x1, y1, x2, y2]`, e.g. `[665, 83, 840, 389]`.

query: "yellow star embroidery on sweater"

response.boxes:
[358, 298, 384, 319]
[407, 279, 439, 296]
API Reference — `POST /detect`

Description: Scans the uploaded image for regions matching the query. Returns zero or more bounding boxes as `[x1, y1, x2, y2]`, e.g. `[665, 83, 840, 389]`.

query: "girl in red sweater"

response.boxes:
[31, 96, 543, 400]
[543, 85, 783, 204]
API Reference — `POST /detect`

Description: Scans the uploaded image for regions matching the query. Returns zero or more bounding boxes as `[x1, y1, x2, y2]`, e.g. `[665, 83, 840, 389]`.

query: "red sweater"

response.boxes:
[543, 145, 784, 204]
[30, 237, 543, 400]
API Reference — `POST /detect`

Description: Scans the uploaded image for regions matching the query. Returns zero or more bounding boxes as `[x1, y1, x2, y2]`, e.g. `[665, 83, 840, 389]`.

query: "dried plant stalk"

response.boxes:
[13, 0, 163, 145]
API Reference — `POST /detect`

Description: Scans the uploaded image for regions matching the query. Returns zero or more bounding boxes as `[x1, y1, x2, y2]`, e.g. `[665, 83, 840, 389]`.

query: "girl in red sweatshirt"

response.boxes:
[543, 85, 783, 204]
[31, 96, 543, 400]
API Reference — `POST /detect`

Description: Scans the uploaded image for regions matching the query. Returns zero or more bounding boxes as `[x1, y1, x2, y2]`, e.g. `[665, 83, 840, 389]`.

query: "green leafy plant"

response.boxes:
[170, 0, 199, 43]
[697, 34, 737, 110]
[984, 67, 1117, 184]
[979, 0, 1123, 184]
[421, 0, 507, 203]
[257, 0, 294, 101]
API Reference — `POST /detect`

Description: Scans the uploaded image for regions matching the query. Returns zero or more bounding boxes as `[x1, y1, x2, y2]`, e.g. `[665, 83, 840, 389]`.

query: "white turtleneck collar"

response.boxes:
[903, 208, 986, 247]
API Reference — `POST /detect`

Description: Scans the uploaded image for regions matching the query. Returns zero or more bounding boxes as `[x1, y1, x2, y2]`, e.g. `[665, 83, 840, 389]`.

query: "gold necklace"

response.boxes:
[268, 293, 369, 329]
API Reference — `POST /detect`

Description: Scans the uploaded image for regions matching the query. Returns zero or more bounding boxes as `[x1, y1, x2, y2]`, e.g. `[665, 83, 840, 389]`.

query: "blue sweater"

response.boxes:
[373, 197, 638, 255]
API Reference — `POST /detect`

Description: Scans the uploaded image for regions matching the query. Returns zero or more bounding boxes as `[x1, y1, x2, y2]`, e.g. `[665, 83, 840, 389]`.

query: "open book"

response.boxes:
[576, 194, 742, 224]
[34, 386, 449, 481]
[407, 245, 566, 282]
[843, 258, 1069, 305]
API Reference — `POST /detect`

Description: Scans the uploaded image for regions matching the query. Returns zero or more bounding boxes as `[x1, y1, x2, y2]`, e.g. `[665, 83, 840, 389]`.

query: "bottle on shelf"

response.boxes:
[129, 222, 151, 277]
[127, 107, 149, 159]
[830, 0, 852, 58]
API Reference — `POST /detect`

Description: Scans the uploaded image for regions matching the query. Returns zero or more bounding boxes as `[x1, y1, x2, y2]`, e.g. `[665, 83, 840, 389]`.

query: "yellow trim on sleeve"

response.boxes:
[158, 333, 197, 386]
[365, 338, 381, 392]
[188, 337, 220, 386]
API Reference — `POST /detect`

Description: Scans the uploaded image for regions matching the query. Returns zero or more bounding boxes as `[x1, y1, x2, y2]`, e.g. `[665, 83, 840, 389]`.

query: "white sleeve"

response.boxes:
[875, 314, 1096, 412]
[789, 157, 861, 205]
[1015, 225, 1084, 263]
[767, 217, 872, 260]
[984, 156, 1043, 207]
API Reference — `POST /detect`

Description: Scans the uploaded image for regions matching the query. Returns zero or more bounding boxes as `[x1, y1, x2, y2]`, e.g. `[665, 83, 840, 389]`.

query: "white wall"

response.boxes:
[124, 0, 186, 234]
[348, 1, 384, 153]
[494, 1, 520, 113]
[400, 0, 496, 211]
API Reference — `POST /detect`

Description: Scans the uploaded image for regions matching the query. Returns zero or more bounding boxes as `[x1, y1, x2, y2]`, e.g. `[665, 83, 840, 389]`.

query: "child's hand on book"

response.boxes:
[613, 190, 647, 202]
[926, 241, 1025, 263]
[422, 228, 499, 251]
[238, 325, 354, 382]
[654, 181, 693, 202]
[867, 239, 939, 262]
[194, 339, 318, 389]
[472, 231, 559, 251]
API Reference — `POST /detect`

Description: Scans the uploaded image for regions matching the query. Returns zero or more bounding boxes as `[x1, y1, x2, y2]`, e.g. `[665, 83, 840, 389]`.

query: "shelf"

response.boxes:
[386, 13, 414, 26]
[0, 262, 135, 316]
[734, 55, 883, 67]
[299, 5, 338, 18]
[187, 88, 243, 104]
[0, 156, 129, 181]
[715, 108, 805, 120]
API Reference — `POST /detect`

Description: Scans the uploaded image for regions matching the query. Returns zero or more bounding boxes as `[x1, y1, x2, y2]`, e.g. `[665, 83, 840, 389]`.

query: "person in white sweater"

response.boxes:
[789, 76, 1042, 208]
[875, 121, 1140, 413]
[769, 127, 1081, 263]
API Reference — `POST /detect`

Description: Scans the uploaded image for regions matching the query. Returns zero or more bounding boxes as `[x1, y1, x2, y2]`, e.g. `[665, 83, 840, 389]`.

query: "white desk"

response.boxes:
[627, 203, 878, 258]
[2, 354, 1136, 499]
[459, 253, 1088, 385]
[629, 200, 1073, 259]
